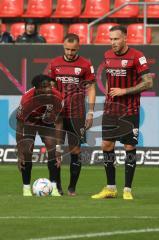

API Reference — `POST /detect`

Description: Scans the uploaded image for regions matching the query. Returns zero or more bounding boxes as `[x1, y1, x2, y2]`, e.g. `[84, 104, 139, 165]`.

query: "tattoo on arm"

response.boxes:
[125, 73, 153, 95]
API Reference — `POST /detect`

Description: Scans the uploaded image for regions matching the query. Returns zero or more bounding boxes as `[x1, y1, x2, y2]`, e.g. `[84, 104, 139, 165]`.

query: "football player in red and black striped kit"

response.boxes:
[49, 33, 96, 196]
[92, 25, 153, 200]
[16, 74, 63, 196]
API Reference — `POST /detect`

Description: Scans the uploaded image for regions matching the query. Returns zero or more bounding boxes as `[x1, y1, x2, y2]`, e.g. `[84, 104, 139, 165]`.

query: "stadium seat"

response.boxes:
[10, 23, 25, 40]
[94, 23, 118, 44]
[0, 23, 7, 32]
[144, 0, 159, 18]
[80, 0, 110, 18]
[39, 23, 64, 43]
[0, 0, 24, 17]
[111, 0, 139, 18]
[68, 23, 92, 44]
[53, 0, 81, 18]
[23, 0, 52, 17]
[127, 24, 152, 44]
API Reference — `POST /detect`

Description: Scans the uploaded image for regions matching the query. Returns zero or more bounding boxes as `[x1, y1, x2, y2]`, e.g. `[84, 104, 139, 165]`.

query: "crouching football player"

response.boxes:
[16, 74, 63, 196]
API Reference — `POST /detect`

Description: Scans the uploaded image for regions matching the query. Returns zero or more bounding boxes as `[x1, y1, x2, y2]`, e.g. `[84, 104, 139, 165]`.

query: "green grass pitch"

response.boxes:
[0, 164, 159, 240]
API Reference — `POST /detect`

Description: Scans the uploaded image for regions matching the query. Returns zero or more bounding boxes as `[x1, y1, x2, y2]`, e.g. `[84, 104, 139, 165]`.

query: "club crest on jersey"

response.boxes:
[75, 67, 81, 75]
[121, 60, 128, 68]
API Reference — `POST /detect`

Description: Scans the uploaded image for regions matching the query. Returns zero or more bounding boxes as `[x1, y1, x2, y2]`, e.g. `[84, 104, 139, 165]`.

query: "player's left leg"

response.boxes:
[123, 145, 136, 200]
[39, 125, 61, 197]
[122, 115, 139, 200]
[67, 118, 84, 196]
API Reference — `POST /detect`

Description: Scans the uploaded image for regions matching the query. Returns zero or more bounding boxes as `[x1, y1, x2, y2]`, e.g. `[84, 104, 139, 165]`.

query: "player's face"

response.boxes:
[36, 81, 52, 95]
[63, 40, 79, 61]
[26, 23, 36, 35]
[109, 30, 127, 54]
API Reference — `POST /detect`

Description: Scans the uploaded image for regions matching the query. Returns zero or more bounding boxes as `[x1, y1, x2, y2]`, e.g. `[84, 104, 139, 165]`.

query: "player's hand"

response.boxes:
[85, 112, 93, 130]
[55, 151, 62, 168]
[109, 88, 126, 97]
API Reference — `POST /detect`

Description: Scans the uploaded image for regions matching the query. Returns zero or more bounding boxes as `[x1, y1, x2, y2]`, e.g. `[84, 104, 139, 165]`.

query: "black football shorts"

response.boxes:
[102, 114, 139, 145]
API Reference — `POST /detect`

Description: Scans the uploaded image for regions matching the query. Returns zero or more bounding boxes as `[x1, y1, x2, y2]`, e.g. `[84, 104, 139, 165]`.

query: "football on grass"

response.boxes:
[32, 178, 52, 196]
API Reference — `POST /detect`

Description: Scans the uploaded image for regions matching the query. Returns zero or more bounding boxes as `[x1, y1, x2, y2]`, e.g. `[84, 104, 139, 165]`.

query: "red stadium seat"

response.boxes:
[10, 23, 25, 40]
[94, 23, 118, 44]
[80, 0, 110, 18]
[23, 0, 52, 17]
[111, 0, 139, 18]
[0, 0, 24, 17]
[53, 0, 81, 18]
[127, 24, 152, 44]
[68, 23, 92, 44]
[0, 23, 7, 32]
[39, 24, 64, 43]
[144, 0, 159, 18]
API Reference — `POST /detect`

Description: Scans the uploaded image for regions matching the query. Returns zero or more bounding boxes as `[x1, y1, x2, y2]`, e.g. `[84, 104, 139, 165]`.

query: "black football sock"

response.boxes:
[103, 150, 116, 185]
[47, 151, 58, 183]
[56, 166, 61, 187]
[56, 167, 64, 194]
[125, 149, 136, 188]
[21, 159, 32, 185]
[68, 154, 81, 192]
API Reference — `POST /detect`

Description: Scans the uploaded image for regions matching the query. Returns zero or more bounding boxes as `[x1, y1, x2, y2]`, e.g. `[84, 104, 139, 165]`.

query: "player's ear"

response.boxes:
[124, 34, 127, 44]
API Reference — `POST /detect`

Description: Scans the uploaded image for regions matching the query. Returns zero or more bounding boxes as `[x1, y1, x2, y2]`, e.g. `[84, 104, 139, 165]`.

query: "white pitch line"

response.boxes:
[29, 228, 159, 240]
[0, 216, 159, 220]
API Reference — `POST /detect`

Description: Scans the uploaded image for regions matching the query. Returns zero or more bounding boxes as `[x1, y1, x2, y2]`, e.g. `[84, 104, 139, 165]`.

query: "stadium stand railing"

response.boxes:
[87, 1, 159, 44]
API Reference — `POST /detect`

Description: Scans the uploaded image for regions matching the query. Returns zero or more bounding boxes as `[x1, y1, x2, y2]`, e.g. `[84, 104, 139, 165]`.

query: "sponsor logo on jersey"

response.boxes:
[106, 69, 127, 76]
[56, 76, 79, 84]
[75, 67, 81, 75]
[121, 60, 128, 67]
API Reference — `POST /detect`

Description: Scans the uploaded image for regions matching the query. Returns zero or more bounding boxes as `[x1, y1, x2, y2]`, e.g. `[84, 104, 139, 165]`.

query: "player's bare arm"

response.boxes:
[109, 73, 153, 97]
[85, 83, 96, 130]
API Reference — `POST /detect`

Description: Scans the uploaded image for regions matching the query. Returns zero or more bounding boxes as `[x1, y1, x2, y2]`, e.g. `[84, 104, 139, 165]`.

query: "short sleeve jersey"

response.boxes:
[16, 87, 63, 124]
[49, 56, 95, 118]
[104, 47, 149, 115]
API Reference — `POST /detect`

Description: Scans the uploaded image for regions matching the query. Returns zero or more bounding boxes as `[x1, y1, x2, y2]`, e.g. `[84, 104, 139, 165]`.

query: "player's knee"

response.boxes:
[20, 138, 34, 154]
[47, 159, 56, 168]
[69, 145, 81, 154]
[102, 141, 115, 151]
[124, 144, 136, 151]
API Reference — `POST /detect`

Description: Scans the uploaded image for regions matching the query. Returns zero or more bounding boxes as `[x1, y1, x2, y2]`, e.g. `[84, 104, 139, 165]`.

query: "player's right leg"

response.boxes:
[91, 140, 117, 199]
[19, 125, 36, 196]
